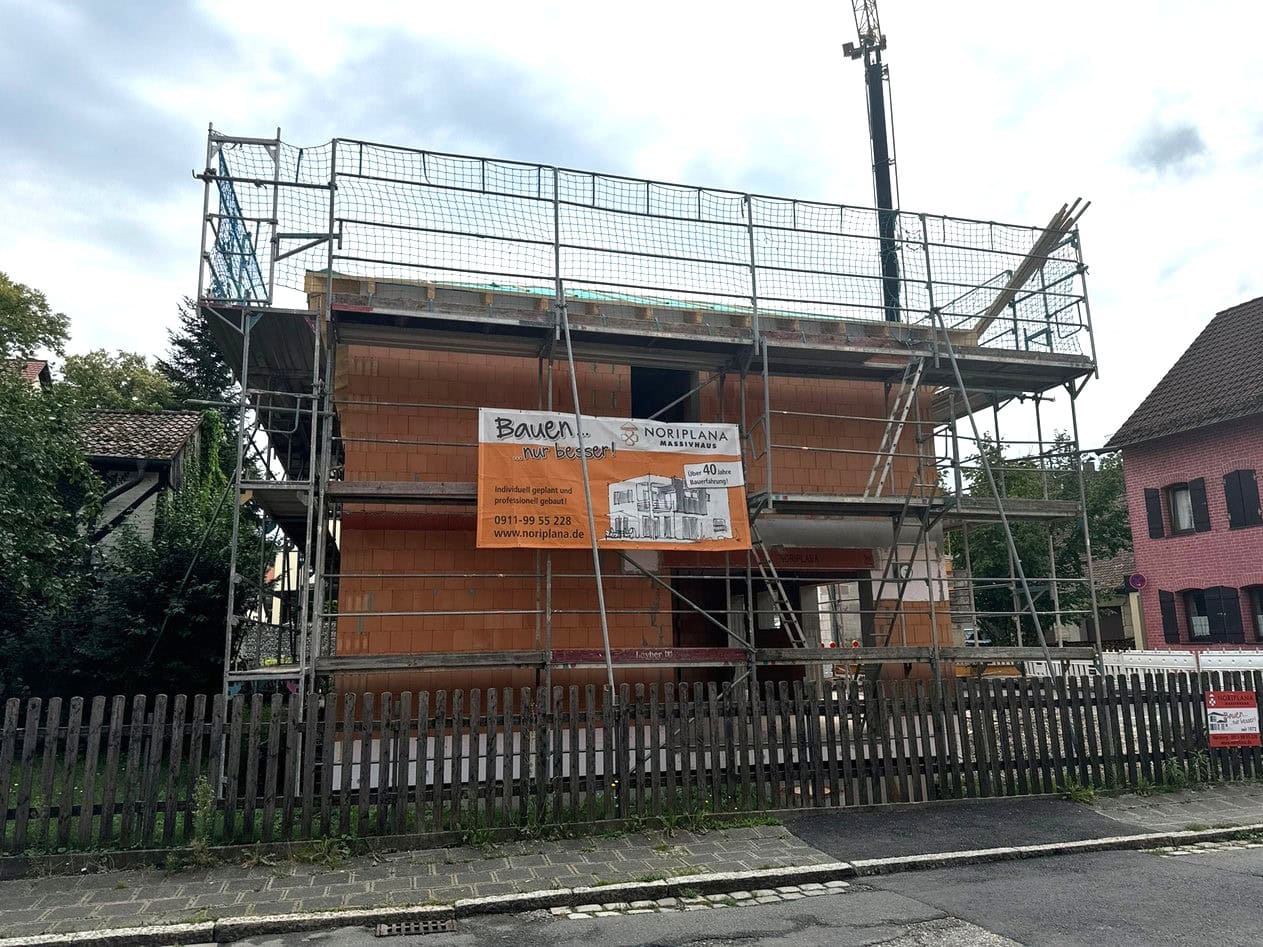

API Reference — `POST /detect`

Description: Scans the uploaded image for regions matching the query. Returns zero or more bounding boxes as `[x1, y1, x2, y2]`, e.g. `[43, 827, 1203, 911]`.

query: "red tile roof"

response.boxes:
[19, 359, 48, 383]
[82, 411, 203, 461]
[1108, 296, 1263, 447]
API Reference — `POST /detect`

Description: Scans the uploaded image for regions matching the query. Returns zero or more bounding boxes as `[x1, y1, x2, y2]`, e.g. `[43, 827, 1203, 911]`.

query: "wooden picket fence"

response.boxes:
[1, 672, 1261, 855]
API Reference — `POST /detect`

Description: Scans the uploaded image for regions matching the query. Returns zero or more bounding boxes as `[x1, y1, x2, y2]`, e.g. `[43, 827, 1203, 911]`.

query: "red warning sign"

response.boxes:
[1205, 691, 1261, 748]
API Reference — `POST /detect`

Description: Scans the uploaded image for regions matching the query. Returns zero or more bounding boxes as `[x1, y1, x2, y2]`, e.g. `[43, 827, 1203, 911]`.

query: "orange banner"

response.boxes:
[477, 408, 751, 550]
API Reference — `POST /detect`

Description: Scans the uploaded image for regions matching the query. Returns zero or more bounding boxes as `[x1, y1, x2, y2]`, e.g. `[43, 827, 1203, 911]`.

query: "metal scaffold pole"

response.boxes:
[552, 167, 615, 697]
[930, 308, 1056, 673]
[1069, 380, 1106, 671]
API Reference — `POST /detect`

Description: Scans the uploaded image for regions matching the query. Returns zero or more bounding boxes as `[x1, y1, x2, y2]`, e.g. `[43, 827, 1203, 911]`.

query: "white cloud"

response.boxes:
[2, 0, 1262, 448]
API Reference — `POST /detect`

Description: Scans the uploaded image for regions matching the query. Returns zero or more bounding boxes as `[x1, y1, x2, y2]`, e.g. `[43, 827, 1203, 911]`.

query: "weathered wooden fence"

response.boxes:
[1, 672, 1261, 854]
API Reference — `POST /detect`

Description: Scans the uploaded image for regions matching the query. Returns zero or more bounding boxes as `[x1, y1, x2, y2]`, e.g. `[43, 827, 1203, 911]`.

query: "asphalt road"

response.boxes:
[231, 846, 1263, 947]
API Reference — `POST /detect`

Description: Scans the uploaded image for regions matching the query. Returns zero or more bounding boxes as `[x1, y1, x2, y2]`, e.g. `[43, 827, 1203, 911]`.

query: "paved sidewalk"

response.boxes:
[1091, 784, 1263, 831]
[0, 825, 835, 939]
[786, 782, 1263, 863]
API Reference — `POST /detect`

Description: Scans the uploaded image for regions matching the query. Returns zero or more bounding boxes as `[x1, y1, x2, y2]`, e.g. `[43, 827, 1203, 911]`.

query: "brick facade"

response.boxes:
[1122, 415, 1263, 649]
[334, 345, 949, 692]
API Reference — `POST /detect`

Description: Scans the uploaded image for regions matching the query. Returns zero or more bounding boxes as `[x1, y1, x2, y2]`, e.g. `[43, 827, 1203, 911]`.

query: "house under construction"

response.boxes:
[197, 128, 1104, 701]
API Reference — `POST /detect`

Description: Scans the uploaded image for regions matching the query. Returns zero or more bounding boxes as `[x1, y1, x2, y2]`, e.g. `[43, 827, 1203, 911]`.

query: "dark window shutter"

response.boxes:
[1189, 478, 1211, 532]
[1224, 587, 1244, 643]
[1144, 488, 1164, 539]
[1242, 470, 1261, 527]
[1225, 471, 1246, 528]
[1205, 586, 1243, 643]
[1159, 590, 1179, 643]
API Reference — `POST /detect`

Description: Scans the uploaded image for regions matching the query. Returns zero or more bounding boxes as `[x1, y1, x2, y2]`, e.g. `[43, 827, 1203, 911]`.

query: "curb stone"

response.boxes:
[7, 823, 1263, 946]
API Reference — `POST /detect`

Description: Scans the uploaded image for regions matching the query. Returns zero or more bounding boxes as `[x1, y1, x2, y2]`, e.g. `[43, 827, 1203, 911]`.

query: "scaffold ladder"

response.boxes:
[750, 529, 808, 648]
[864, 357, 925, 498]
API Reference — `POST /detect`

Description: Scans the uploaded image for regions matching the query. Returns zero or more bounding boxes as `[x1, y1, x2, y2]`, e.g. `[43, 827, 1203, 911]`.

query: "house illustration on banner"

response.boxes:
[606, 474, 731, 542]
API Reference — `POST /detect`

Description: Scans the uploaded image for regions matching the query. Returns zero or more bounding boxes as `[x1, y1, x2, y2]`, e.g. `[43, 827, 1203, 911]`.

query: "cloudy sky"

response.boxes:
[1, 0, 1260, 446]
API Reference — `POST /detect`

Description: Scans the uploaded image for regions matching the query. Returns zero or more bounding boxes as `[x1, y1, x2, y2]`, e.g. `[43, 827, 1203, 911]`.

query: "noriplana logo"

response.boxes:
[620, 422, 640, 446]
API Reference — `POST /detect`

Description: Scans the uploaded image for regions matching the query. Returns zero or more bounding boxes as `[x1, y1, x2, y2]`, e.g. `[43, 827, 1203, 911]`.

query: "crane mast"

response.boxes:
[844, 1, 901, 322]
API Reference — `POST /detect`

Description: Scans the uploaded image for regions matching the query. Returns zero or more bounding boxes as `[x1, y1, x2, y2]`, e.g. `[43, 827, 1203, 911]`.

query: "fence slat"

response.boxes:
[959, 681, 986, 798]
[807, 682, 827, 807]
[376, 691, 391, 833]
[984, 680, 1010, 797]
[97, 696, 125, 848]
[1072, 677, 1096, 789]
[376, 694, 394, 836]
[57, 697, 84, 848]
[1080, 676, 1101, 788]
[162, 695, 187, 845]
[612, 684, 627, 819]
[517, 688, 531, 825]
[204, 694, 225, 842]
[1115, 675, 1136, 787]
[1127, 673, 1150, 786]
[888, 683, 911, 804]
[997, 680, 1022, 796]
[778, 681, 797, 806]
[721, 685, 738, 811]
[565, 686, 578, 818]
[356, 693, 374, 835]
[448, 691, 464, 833]
[953, 681, 976, 799]
[319, 694, 337, 837]
[13, 698, 41, 853]
[0, 700, 21, 852]
[141, 695, 168, 846]
[78, 696, 107, 845]
[415, 692, 431, 834]
[12, 698, 43, 853]
[302, 695, 320, 839]
[37, 697, 63, 848]
[1252, 671, 1263, 778]
[941, 681, 965, 800]
[222, 696, 244, 843]
[260, 694, 282, 842]
[465, 690, 481, 829]
[120, 696, 148, 846]
[241, 694, 263, 842]
[483, 689, 498, 827]
[822, 681, 841, 806]
[708, 683, 724, 811]
[337, 694, 356, 836]
[831, 682, 850, 807]
[281, 694, 301, 841]
[650, 685, 664, 813]
[853, 676, 873, 803]
[757, 682, 776, 808]
[584, 685, 599, 821]
[1054, 676, 1078, 792]
[661, 686, 682, 818]
[555, 687, 569, 821]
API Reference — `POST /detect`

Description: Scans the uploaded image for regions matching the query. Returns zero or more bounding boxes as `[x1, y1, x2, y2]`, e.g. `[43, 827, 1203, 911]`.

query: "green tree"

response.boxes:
[950, 436, 1128, 646]
[0, 274, 99, 693]
[157, 298, 240, 480]
[0, 271, 68, 358]
[157, 298, 239, 425]
[59, 349, 174, 412]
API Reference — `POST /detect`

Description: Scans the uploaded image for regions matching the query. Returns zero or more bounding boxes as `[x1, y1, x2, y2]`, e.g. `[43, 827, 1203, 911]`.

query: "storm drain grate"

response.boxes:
[375, 918, 458, 937]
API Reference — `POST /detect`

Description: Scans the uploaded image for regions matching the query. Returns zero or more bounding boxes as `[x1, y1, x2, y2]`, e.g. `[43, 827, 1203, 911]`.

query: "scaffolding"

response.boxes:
[196, 127, 1104, 700]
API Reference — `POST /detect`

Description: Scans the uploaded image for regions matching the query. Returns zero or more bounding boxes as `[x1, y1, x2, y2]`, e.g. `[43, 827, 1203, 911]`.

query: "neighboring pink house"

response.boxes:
[1108, 296, 1263, 649]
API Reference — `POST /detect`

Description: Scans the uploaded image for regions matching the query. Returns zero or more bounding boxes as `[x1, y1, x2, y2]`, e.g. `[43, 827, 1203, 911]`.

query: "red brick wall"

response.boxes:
[1122, 416, 1263, 649]
[333, 346, 937, 692]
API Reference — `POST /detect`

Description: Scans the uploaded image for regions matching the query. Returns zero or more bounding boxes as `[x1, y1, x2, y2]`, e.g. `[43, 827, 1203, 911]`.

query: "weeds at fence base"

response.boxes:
[1060, 779, 1097, 804]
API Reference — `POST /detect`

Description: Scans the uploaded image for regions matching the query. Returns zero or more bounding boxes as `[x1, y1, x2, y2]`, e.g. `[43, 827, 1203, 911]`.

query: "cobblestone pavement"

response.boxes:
[553, 878, 851, 920]
[0, 825, 835, 939]
[1149, 837, 1263, 857]
[1092, 783, 1263, 832]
